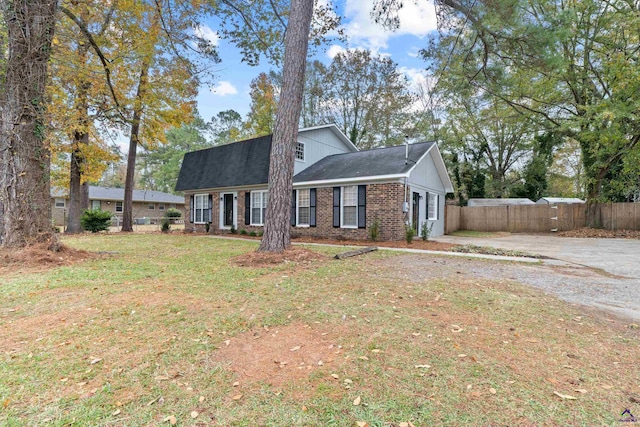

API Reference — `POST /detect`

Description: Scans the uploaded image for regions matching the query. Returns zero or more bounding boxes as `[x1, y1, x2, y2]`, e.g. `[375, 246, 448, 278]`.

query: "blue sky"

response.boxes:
[196, 0, 439, 122]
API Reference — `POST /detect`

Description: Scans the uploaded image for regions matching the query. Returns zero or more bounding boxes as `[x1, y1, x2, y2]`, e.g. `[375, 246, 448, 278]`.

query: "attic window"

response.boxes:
[55, 198, 65, 208]
[295, 142, 305, 161]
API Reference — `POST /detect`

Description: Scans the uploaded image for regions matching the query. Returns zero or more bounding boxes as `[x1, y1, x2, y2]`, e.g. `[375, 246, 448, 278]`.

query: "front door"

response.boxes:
[223, 193, 234, 227]
[412, 192, 420, 234]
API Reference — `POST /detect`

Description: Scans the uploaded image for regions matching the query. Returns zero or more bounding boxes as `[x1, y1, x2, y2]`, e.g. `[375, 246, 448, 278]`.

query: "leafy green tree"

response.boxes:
[139, 116, 212, 193]
[211, 110, 243, 144]
[244, 72, 278, 137]
[441, 96, 534, 198]
[511, 132, 560, 201]
[434, 0, 640, 221]
[325, 50, 415, 148]
[300, 60, 329, 127]
[376, 0, 640, 223]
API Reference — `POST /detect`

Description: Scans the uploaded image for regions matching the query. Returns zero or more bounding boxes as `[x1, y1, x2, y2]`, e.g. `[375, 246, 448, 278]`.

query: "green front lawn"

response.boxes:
[0, 234, 637, 426]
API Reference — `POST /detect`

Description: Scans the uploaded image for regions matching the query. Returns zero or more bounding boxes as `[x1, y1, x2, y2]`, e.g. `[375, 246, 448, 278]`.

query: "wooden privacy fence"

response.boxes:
[445, 203, 640, 234]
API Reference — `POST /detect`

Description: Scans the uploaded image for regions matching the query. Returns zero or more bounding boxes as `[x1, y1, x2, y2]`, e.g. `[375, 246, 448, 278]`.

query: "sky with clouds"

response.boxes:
[197, 0, 438, 124]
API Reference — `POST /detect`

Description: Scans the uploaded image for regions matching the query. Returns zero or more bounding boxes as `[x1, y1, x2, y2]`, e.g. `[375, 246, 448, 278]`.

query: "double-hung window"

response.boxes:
[115, 201, 123, 213]
[427, 193, 438, 220]
[194, 194, 208, 223]
[341, 186, 358, 228]
[297, 189, 310, 226]
[251, 191, 268, 225]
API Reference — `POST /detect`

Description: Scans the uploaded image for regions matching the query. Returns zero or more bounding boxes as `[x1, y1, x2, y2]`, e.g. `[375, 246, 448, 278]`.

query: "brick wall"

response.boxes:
[184, 182, 407, 240]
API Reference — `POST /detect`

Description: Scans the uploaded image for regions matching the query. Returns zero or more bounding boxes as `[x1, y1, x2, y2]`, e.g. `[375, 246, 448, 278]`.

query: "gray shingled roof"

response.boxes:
[51, 186, 184, 204]
[175, 134, 272, 191]
[293, 141, 435, 183]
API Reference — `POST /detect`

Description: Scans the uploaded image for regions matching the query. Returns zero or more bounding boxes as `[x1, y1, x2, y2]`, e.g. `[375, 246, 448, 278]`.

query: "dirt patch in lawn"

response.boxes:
[558, 228, 640, 239]
[211, 323, 345, 394]
[0, 243, 95, 274]
[232, 247, 327, 267]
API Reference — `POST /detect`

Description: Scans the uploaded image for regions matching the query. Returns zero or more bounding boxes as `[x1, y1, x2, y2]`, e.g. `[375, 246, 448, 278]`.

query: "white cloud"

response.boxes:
[327, 44, 346, 59]
[210, 81, 238, 96]
[194, 25, 219, 46]
[400, 66, 429, 91]
[342, 0, 437, 52]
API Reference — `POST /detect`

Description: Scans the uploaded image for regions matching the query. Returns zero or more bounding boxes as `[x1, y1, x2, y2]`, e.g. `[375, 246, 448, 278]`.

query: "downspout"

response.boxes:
[403, 136, 410, 223]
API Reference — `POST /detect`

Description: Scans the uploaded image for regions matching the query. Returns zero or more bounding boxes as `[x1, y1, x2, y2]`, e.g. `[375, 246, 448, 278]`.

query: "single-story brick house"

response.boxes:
[51, 185, 185, 228]
[175, 124, 453, 240]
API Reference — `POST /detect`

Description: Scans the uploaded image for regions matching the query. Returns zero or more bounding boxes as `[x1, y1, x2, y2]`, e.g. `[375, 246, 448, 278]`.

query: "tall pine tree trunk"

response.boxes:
[0, 0, 57, 248]
[66, 74, 91, 233]
[258, 0, 314, 252]
[121, 61, 150, 232]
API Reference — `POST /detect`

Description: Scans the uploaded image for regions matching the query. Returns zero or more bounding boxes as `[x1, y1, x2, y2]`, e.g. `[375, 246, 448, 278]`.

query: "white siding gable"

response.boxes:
[294, 125, 357, 175]
[407, 145, 452, 238]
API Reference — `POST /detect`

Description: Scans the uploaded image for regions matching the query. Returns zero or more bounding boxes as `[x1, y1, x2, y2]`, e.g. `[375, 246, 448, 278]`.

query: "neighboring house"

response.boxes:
[51, 185, 185, 227]
[536, 197, 585, 205]
[467, 198, 535, 207]
[175, 124, 453, 240]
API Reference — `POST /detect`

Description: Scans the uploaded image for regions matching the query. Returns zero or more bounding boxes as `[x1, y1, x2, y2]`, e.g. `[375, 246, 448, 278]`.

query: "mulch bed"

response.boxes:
[0, 243, 96, 274]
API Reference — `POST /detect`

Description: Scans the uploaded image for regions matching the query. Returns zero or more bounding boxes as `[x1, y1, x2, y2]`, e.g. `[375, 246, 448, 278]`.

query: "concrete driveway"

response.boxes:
[434, 234, 640, 279]
[433, 234, 640, 320]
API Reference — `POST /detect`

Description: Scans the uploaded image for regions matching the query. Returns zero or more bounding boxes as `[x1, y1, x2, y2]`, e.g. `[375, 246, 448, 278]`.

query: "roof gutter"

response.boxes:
[293, 174, 407, 188]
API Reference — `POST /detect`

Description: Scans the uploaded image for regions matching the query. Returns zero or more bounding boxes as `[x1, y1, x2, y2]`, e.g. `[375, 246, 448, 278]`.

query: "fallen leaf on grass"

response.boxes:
[489, 388, 497, 395]
[356, 422, 368, 427]
[191, 411, 198, 418]
[602, 385, 614, 390]
[232, 394, 243, 400]
[89, 358, 102, 365]
[353, 396, 361, 406]
[232, 381, 240, 387]
[553, 391, 577, 400]
[331, 373, 340, 379]
[163, 415, 177, 425]
[112, 409, 121, 416]
[290, 346, 301, 352]
[371, 349, 382, 353]
[574, 389, 587, 394]
[414, 364, 431, 369]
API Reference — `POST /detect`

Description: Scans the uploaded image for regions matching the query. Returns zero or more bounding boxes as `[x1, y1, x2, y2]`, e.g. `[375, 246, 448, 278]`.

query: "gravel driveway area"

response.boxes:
[384, 253, 640, 321]
[425, 234, 640, 321]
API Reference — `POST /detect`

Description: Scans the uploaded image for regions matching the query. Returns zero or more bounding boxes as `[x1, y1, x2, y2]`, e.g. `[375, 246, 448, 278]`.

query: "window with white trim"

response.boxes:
[91, 200, 100, 210]
[297, 189, 310, 226]
[55, 198, 65, 208]
[115, 201, 123, 212]
[194, 194, 208, 223]
[295, 142, 305, 161]
[341, 186, 358, 228]
[158, 203, 165, 211]
[428, 193, 438, 220]
[148, 203, 155, 210]
[251, 191, 268, 225]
